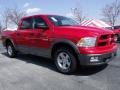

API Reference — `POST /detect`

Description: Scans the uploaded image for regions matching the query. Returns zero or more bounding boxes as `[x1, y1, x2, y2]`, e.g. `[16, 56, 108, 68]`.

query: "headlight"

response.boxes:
[77, 37, 96, 47]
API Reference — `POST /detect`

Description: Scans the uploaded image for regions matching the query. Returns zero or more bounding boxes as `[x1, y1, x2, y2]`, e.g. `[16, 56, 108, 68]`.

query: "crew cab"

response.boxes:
[1, 15, 117, 74]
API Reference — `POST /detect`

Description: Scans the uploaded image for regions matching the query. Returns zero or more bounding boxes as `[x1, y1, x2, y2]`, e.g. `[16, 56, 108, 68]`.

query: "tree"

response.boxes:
[2, 8, 10, 28]
[8, 8, 26, 25]
[2, 7, 26, 28]
[71, 8, 86, 23]
[102, 0, 120, 28]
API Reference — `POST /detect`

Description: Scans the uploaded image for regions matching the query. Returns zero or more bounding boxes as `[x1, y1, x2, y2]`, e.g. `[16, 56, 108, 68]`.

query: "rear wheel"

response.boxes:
[6, 42, 17, 58]
[54, 47, 77, 74]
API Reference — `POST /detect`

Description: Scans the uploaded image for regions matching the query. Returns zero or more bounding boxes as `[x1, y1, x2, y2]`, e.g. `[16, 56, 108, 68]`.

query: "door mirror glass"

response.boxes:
[34, 16, 49, 30]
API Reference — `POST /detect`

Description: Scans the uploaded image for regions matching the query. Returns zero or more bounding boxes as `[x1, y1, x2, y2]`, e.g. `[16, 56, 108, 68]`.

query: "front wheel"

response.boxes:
[6, 43, 17, 58]
[54, 47, 77, 74]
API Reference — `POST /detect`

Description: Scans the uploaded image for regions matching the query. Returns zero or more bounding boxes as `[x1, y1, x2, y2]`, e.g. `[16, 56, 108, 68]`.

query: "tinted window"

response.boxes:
[114, 26, 120, 29]
[34, 16, 48, 29]
[20, 18, 33, 29]
[48, 15, 79, 26]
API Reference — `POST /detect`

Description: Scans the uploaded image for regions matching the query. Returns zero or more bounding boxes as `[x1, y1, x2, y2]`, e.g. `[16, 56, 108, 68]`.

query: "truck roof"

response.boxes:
[21, 14, 60, 19]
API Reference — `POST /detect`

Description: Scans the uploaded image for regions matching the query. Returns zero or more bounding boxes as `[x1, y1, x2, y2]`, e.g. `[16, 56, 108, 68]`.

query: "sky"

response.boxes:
[0, 0, 114, 21]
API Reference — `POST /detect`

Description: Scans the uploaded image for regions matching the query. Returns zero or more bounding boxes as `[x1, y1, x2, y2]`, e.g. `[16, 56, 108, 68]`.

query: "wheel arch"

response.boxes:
[51, 39, 80, 60]
[4, 38, 15, 48]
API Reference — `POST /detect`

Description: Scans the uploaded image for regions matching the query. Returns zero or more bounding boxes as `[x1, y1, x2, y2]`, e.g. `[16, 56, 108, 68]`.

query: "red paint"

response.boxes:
[113, 29, 120, 35]
[1, 14, 117, 55]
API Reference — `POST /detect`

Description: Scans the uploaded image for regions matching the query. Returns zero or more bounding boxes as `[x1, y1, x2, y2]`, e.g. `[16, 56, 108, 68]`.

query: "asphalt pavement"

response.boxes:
[0, 43, 120, 90]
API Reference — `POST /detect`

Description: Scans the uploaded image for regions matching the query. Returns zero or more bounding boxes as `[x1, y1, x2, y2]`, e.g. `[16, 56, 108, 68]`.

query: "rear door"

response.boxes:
[16, 17, 34, 53]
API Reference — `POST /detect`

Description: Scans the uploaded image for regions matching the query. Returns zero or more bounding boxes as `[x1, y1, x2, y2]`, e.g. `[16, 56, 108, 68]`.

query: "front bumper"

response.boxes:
[79, 50, 117, 66]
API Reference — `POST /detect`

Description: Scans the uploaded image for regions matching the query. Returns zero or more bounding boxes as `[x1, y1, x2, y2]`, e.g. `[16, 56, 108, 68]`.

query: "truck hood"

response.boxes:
[54, 26, 114, 37]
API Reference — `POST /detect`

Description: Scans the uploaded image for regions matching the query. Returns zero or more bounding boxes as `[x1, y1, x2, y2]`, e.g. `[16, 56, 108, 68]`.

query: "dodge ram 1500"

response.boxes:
[1, 15, 117, 74]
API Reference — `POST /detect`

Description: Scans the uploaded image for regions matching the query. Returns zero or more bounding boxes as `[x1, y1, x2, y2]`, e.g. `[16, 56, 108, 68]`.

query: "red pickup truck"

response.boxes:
[1, 15, 117, 74]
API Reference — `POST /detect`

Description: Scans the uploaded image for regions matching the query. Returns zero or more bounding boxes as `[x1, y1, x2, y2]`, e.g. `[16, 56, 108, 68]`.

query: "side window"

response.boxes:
[61, 19, 70, 25]
[20, 18, 33, 29]
[34, 17, 48, 29]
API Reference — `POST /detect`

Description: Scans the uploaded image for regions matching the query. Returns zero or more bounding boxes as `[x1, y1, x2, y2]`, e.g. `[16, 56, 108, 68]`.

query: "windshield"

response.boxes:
[48, 15, 79, 26]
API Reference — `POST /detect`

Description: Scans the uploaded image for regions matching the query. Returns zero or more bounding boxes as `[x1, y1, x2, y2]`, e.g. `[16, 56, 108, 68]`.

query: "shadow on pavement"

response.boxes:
[74, 64, 108, 76]
[2, 52, 56, 71]
[2, 52, 108, 76]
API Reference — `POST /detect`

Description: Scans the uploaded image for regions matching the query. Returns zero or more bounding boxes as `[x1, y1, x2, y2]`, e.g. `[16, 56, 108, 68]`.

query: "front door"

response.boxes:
[28, 16, 52, 57]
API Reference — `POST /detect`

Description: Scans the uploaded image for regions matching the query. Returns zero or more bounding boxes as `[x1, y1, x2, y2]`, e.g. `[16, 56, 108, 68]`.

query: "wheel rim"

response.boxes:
[7, 45, 13, 56]
[57, 52, 71, 70]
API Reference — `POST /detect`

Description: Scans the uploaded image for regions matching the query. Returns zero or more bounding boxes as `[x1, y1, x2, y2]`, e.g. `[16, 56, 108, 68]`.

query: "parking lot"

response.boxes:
[0, 42, 120, 90]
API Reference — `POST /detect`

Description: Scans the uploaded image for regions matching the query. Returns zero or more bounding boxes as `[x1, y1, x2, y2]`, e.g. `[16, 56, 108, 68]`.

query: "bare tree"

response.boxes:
[2, 9, 10, 28]
[2, 7, 26, 28]
[71, 8, 86, 23]
[102, 0, 120, 28]
[8, 8, 26, 25]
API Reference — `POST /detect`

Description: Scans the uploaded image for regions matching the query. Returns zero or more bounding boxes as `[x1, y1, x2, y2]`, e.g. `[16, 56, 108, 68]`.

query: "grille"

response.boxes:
[97, 34, 115, 47]
[100, 35, 108, 39]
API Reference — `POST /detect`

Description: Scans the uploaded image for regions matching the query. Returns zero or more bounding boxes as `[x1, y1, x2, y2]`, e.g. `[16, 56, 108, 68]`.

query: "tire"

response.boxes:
[54, 47, 77, 74]
[6, 42, 17, 58]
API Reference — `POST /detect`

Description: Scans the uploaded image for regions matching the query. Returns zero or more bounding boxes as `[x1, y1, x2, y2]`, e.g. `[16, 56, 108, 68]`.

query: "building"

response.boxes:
[81, 19, 111, 29]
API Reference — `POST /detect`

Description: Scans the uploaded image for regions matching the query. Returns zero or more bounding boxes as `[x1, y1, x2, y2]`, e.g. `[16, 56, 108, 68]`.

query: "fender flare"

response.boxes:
[51, 39, 80, 55]
[3, 38, 16, 49]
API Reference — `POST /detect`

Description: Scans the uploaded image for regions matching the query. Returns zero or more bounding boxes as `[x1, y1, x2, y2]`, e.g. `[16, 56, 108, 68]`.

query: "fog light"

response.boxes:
[90, 57, 99, 62]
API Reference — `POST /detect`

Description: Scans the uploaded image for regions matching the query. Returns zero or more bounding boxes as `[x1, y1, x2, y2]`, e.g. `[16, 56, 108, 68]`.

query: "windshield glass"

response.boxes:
[48, 15, 79, 26]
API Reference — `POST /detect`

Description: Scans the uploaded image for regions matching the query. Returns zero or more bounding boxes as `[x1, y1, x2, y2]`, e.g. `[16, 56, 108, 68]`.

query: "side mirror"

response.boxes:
[35, 23, 49, 29]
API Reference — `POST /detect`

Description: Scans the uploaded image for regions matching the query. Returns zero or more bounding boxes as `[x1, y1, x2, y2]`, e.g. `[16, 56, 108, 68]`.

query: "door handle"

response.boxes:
[29, 33, 34, 36]
[37, 33, 42, 36]
[16, 33, 20, 36]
